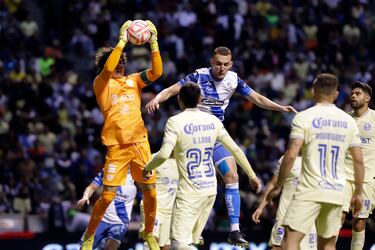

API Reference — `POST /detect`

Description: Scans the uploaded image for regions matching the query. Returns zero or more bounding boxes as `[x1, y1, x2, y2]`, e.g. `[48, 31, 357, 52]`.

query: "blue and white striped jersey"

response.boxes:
[92, 170, 137, 225]
[178, 68, 252, 121]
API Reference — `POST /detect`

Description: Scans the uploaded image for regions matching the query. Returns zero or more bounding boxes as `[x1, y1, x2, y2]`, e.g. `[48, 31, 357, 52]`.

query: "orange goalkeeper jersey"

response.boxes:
[93, 45, 162, 146]
[94, 73, 148, 145]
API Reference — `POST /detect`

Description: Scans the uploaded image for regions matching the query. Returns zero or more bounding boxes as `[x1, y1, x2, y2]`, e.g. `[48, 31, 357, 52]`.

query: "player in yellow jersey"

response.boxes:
[252, 155, 317, 250]
[267, 73, 364, 250]
[140, 154, 179, 250]
[342, 81, 375, 250]
[80, 20, 163, 250]
[143, 83, 261, 250]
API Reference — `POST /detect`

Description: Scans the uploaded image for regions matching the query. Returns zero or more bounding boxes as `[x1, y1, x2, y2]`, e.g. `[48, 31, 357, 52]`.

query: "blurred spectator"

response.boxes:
[19, 15, 39, 38]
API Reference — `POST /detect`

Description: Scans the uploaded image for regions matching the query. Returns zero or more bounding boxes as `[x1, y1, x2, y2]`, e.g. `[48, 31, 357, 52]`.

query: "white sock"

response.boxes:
[230, 223, 240, 231]
[226, 183, 239, 189]
[351, 230, 365, 250]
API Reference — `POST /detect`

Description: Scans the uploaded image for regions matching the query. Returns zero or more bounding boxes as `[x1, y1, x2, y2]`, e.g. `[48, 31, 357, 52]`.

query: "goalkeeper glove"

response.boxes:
[146, 20, 159, 52]
[118, 20, 133, 48]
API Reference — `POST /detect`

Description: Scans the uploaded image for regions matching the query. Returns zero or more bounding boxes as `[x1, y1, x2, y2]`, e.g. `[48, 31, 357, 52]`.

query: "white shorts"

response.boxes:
[171, 195, 216, 245]
[154, 212, 172, 247]
[283, 199, 342, 239]
[139, 201, 173, 247]
[268, 220, 317, 249]
[343, 180, 375, 218]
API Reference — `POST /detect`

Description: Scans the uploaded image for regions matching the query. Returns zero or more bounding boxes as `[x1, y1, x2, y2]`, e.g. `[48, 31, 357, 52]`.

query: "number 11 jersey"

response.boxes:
[290, 103, 360, 205]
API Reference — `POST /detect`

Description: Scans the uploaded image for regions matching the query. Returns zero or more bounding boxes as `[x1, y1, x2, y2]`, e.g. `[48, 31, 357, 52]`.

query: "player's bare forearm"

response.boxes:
[247, 91, 297, 113]
[83, 183, 98, 199]
[349, 146, 364, 195]
[146, 83, 181, 113]
[247, 91, 283, 110]
[78, 183, 98, 206]
[159, 84, 181, 103]
[258, 175, 278, 209]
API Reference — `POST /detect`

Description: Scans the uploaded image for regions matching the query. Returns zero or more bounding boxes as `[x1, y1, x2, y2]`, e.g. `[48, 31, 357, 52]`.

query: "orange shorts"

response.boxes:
[102, 141, 156, 186]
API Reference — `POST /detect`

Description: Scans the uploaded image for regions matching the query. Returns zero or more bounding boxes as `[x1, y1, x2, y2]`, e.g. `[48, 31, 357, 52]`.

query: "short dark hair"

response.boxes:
[213, 46, 232, 58]
[179, 82, 201, 108]
[352, 81, 372, 97]
[95, 47, 127, 74]
[313, 73, 338, 95]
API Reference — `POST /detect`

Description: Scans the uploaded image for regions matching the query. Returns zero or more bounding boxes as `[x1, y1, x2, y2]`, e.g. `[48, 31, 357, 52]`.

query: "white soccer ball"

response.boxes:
[127, 20, 151, 45]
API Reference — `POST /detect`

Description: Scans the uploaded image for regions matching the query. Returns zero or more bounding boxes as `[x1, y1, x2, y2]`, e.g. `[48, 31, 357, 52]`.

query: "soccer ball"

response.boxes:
[127, 20, 151, 45]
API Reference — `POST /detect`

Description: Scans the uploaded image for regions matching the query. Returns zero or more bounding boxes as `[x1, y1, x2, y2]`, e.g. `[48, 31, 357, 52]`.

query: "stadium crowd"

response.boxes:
[0, 0, 375, 234]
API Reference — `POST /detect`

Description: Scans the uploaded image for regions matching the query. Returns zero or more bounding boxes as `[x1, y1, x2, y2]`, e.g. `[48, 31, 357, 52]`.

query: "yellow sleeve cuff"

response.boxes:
[117, 40, 126, 49]
[150, 41, 159, 52]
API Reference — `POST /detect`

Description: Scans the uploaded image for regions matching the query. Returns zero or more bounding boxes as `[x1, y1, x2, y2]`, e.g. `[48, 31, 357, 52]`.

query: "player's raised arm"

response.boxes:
[246, 90, 297, 113]
[252, 175, 277, 223]
[218, 129, 262, 194]
[96, 20, 132, 84]
[146, 83, 181, 114]
[142, 20, 162, 83]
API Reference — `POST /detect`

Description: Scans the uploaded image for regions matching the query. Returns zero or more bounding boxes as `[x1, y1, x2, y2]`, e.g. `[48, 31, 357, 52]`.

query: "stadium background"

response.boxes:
[0, 0, 375, 249]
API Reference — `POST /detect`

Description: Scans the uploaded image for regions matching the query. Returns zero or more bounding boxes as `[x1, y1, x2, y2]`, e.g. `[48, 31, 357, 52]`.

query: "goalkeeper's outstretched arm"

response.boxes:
[144, 20, 163, 82]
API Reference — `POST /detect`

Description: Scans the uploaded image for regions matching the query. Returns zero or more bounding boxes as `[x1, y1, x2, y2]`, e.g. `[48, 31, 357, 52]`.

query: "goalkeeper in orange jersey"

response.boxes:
[80, 20, 163, 250]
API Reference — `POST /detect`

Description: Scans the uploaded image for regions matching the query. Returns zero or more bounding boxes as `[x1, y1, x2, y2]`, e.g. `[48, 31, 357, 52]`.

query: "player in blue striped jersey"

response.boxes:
[146, 46, 296, 246]
[78, 170, 137, 250]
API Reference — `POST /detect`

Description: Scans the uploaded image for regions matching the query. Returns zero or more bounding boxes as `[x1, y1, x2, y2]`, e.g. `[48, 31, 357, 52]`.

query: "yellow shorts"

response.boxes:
[283, 199, 342, 239]
[103, 141, 155, 186]
[269, 221, 317, 249]
[171, 195, 216, 245]
[139, 201, 173, 247]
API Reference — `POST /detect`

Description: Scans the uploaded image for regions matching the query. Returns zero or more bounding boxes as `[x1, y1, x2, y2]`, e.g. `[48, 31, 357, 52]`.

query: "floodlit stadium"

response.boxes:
[1, 1, 375, 250]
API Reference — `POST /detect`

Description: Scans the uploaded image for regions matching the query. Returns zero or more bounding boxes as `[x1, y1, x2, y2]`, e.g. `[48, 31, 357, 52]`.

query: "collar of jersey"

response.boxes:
[315, 103, 335, 106]
[184, 108, 199, 111]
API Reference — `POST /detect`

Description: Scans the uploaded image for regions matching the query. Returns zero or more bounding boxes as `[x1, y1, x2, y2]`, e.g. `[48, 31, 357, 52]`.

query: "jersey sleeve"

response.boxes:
[92, 170, 104, 186]
[177, 71, 199, 86]
[129, 72, 147, 90]
[162, 118, 179, 148]
[235, 77, 253, 97]
[273, 156, 283, 176]
[215, 117, 229, 140]
[348, 120, 361, 148]
[290, 113, 305, 140]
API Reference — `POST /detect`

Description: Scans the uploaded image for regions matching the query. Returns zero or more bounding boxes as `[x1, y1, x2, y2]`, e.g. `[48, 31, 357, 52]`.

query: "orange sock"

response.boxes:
[86, 190, 115, 236]
[143, 188, 157, 233]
